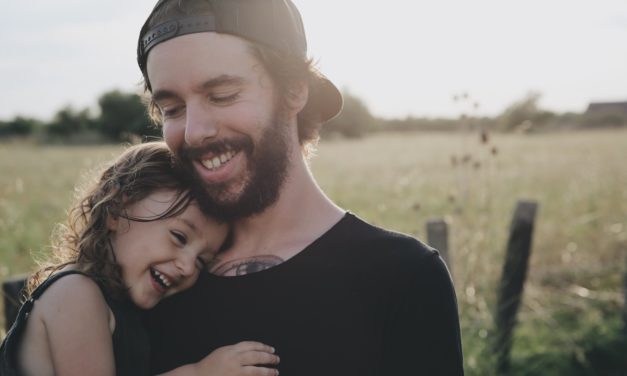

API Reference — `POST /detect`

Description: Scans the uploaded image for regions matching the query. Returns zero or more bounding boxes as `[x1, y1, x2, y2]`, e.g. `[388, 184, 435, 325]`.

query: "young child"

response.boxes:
[0, 142, 279, 376]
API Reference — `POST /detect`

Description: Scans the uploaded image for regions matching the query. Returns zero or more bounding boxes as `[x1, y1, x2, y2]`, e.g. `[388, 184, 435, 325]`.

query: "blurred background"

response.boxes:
[1, 1, 626, 375]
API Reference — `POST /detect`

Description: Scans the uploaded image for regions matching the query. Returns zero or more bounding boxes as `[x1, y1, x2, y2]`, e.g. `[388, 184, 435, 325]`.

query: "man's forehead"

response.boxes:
[146, 32, 259, 89]
[147, 31, 251, 63]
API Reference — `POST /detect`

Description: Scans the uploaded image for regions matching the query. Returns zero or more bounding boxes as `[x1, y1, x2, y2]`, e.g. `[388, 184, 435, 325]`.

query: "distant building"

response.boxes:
[585, 101, 627, 115]
[584, 101, 627, 127]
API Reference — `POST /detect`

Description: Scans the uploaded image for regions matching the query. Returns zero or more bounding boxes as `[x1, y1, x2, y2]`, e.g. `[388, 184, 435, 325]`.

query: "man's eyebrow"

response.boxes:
[152, 89, 178, 103]
[199, 75, 245, 91]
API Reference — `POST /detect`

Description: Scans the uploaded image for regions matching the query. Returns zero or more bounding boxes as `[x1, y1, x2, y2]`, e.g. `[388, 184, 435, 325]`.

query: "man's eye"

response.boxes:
[211, 93, 239, 104]
[161, 105, 184, 119]
[170, 231, 187, 245]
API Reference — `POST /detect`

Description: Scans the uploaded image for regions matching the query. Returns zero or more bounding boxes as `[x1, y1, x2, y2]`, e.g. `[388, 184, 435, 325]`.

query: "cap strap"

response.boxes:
[140, 15, 217, 59]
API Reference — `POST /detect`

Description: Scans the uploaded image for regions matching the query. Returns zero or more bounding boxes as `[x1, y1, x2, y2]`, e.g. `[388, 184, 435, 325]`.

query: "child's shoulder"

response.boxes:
[32, 271, 112, 328]
[16, 271, 118, 375]
[37, 272, 104, 302]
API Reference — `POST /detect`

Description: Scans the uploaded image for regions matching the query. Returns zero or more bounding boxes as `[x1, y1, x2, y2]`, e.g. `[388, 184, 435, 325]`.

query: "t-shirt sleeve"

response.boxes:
[383, 252, 465, 375]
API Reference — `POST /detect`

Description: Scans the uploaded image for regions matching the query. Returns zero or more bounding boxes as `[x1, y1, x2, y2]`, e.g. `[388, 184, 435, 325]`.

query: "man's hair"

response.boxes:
[142, 0, 327, 149]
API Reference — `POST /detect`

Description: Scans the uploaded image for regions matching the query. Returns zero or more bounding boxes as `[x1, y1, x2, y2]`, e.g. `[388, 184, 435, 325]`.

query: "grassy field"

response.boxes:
[1, 129, 626, 374]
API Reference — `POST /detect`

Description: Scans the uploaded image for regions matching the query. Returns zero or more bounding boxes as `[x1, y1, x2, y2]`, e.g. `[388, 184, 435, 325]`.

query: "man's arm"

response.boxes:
[383, 252, 465, 375]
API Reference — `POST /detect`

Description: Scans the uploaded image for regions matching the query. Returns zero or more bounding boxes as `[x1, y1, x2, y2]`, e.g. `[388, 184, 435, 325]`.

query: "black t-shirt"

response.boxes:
[145, 213, 464, 375]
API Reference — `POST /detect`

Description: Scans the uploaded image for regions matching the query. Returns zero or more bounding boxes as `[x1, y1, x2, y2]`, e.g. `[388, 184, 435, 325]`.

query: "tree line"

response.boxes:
[325, 91, 625, 138]
[1, 90, 625, 142]
[0, 90, 159, 143]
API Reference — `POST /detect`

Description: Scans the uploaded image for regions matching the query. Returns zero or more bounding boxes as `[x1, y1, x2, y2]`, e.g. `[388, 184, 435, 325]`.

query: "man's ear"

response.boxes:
[284, 81, 309, 116]
[106, 213, 118, 232]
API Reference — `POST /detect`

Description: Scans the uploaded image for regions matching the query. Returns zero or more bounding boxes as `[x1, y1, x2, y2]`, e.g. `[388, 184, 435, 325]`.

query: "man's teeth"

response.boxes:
[201, 151, 235, 170]
[152, 269, 171, 288]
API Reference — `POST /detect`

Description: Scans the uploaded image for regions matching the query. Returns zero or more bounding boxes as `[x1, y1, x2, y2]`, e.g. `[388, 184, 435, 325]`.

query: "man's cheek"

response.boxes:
[163, 124, 184, 152]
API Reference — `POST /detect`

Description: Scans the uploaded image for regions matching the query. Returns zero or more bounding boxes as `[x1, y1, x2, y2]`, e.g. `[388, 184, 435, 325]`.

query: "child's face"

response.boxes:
[107, 189, 228, 309]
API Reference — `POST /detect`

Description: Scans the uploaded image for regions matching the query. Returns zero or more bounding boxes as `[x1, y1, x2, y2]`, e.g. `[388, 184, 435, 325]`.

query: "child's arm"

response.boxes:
[36, 274, 116, 376]
[158, 341, 279, 376]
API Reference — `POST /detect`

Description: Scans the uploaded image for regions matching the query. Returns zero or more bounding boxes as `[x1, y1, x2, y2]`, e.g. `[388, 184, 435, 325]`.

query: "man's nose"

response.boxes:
[184, 103, 218, 147]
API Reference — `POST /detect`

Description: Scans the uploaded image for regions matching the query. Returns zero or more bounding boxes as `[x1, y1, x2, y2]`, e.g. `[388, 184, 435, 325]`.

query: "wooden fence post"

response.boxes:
[494, 200, 538, 375]
[2, 275, 28, 332]
[623, 255, 627, 337]
[427, 218, 450, 271]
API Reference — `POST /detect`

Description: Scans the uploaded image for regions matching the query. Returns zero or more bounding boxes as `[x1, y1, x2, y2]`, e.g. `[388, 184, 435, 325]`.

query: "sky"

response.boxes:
[1, 0, 626, 121]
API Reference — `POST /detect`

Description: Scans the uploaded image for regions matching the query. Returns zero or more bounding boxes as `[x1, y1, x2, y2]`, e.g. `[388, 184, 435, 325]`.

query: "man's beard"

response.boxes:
[177, 111, 291, 221]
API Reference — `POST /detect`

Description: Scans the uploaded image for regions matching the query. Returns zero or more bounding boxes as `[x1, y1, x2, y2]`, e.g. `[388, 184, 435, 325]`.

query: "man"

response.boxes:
[138, 0, 464, 374]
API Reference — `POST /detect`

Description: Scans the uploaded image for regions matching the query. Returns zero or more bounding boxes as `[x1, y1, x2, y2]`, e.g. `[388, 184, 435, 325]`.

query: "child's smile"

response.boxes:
[150, 267, 174, 291]
[107, 189, 228, 309]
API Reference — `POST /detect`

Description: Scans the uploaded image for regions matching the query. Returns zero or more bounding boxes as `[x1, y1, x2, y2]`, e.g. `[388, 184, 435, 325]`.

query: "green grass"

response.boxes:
[1, 130, 626, 375]
[0, 143, 126, 279]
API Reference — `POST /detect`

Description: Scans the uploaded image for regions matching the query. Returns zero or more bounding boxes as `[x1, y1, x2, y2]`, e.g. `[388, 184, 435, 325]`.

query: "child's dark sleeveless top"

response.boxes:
[0, 270, 150, 376]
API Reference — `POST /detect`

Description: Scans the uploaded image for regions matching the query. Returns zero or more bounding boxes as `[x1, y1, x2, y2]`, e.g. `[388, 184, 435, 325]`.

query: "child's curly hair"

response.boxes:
[26, 142, 195, 300]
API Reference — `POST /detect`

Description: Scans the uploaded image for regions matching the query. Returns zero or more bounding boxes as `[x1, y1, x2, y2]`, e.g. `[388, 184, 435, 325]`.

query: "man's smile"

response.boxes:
[192, 149, 246, 185]
[200, 150, 236, 171]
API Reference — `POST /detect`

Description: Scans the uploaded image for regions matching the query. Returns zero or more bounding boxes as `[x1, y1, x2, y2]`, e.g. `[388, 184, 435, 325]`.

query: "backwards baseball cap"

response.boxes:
[137, 0, 343, 122]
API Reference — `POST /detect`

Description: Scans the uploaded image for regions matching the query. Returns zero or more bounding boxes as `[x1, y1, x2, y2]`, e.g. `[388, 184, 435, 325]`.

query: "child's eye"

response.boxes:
[196, 255, 216, 270]
[195, 251, 216, 270]
[195, 257, 208, 270]
[170, 231, 187, 245]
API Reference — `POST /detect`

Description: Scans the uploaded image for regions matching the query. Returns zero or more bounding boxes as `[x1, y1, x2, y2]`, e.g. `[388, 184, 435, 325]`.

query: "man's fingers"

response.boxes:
[242, 365, 280, 376]
[239, 351, 280, 366]
[233, 341, 276, 354]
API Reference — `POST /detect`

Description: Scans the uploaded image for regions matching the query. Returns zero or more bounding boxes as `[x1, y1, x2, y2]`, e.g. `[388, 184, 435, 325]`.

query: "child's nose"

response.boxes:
[174, 251, 197, 277]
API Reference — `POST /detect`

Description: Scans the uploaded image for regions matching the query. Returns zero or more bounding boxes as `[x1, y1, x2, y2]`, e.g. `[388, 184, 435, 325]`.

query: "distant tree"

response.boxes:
[321, 90, 374, 138]
[47, 106, 93, 136]
[0, 116, 42, 137]
[97, 90, 159, 141]
[497, 92, 557, 132]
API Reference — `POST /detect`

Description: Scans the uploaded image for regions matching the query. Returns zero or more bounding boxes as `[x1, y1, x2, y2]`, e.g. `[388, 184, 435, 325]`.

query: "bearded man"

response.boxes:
[138, 1, 464, 374]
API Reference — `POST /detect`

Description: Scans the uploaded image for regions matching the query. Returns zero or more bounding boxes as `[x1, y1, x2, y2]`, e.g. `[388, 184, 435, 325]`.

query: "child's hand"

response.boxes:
[194, 341, 280, 376]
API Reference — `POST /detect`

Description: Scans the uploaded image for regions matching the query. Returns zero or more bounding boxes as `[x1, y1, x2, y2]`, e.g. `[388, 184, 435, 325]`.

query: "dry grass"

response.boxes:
[312, 129, 627, 373]
[1, 129, 626, 373]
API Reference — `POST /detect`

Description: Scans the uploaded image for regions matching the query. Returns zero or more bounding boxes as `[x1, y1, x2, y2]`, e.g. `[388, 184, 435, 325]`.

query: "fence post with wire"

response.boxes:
[2, 274, 28, 332]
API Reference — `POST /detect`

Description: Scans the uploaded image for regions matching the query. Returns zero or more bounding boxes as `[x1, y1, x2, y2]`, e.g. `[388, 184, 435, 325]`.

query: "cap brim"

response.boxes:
[305, 72, 343, 122]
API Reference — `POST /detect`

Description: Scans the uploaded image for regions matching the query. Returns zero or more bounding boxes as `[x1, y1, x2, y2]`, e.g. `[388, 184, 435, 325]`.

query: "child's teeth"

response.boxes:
[153, 269, 171, 288]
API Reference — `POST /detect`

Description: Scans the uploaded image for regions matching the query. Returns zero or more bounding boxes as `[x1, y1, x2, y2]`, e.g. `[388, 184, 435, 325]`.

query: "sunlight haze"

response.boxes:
[1, 0, 625, 120]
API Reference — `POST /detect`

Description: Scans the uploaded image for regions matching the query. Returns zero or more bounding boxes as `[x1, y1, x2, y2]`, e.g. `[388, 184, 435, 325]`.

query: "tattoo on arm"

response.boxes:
[209, 255, 285, 276]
